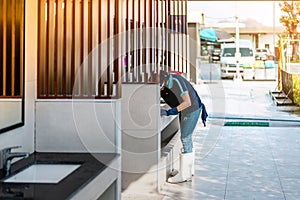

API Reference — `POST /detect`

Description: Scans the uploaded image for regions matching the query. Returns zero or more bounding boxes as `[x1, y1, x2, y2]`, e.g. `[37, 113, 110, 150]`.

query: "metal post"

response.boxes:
[234, 15, 242, 81]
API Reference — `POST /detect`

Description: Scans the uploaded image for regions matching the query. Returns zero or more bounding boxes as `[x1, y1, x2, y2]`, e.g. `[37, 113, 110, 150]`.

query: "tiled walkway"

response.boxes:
[122, 80, 300, 200]
[159, 81, 300, 200]
[161, 124, 300, 200]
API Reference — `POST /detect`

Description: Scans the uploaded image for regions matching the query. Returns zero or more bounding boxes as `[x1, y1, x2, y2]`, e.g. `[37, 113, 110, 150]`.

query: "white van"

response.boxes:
[220, 40, 255, 79]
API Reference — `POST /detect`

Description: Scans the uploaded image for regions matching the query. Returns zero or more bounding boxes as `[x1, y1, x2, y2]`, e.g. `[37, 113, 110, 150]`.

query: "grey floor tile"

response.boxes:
[228, 161, 278, 177]
[227, 166, 278, 178]
[200, 155, 229, 166]
[225, 190, 285, 200]
[195, 164, 228, 178]
[274, 157, 300, 166]
[280, 177, 300, 193]
[161, 181, 225, 200]
[163, 191, 225, 200]
[284, 192, 300, 200]
[193, 176, 226, 188]
[189, 191, 225, 200]
[226, 176, 282, 193]
[276, 165, 300, 178]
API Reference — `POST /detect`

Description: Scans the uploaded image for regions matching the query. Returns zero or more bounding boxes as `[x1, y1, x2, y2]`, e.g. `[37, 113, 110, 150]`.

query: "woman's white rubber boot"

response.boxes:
[167, 152, 193, 184]
[191, 149, 195, 176]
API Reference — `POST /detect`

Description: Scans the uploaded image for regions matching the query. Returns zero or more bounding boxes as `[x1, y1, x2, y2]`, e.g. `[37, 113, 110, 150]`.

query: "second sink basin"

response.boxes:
[3, 163, 81, 184]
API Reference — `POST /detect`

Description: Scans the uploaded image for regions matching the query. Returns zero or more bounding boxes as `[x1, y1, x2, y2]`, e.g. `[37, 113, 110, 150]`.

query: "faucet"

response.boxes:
[1, 146, 29, 176]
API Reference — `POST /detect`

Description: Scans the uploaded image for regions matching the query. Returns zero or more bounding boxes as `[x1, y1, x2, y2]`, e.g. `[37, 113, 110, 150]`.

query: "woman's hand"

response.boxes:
[167, 107, 179, 115]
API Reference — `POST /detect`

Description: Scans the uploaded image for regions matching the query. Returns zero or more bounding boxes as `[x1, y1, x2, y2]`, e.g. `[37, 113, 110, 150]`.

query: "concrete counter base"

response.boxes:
[122, 131, 182, 198]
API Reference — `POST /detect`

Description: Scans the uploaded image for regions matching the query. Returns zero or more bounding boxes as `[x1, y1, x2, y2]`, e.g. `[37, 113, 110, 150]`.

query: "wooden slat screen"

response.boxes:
[37, 0, 188, 95]
[38, 0, 121, 99]
[166, 0, 187, 74]
[123, 0, 152, 83]
[122, 0, 189, 84]
[141, 0, 188, 76]
[0, 0, 24, 98]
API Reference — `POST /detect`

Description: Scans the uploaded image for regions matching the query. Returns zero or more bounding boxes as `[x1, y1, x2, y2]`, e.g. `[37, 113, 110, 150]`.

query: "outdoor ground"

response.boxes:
[159, 79, 300, 200]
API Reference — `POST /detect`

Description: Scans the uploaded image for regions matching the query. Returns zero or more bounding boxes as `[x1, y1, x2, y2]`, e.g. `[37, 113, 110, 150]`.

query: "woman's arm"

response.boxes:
[177, 93, 191, 112]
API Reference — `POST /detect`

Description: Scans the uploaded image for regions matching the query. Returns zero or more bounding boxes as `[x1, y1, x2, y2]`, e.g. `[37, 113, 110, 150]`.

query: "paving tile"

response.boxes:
[195, 157, 229, 178]
[227, 165, 278, 178]
[273, 156, 300, 165]
[225, 190, 285, 200]
[194, 166, 228, 178]
[284, 192, 300, 200]
[280, 177, 300, 194]
[276, 165, 300, 178]
[162, 181, 225, 200]
[226, 176, 283, 193]
[192, 176, 226, 191]
[200, 153, 229, 164]
[189, 191, 225, 200]
[225, 176, 284, 199]
[163, 191, 225, 200]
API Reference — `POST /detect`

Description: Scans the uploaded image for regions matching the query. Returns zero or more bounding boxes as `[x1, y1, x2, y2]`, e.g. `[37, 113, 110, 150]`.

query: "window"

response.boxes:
[222, 48, 253, 57]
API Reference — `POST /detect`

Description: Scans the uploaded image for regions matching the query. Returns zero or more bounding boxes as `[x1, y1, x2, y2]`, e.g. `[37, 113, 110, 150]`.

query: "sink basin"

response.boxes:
[4, 164, 81, 183]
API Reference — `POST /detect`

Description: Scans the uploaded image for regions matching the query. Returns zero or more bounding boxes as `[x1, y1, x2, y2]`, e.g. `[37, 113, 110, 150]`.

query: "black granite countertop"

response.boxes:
[0, 152, 119, 200]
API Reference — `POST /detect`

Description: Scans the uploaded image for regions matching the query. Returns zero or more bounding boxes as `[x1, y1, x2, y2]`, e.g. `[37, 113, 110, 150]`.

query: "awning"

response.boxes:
[200, 28, 234, 42]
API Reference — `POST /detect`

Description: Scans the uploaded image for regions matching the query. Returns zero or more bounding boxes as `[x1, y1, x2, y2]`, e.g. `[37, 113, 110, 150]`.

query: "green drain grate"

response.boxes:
[224, 121, 269, 127]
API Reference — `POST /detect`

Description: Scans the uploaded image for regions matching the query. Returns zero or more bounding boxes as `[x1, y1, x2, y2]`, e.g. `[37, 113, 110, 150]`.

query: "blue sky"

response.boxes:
[187, 1, 282, 27]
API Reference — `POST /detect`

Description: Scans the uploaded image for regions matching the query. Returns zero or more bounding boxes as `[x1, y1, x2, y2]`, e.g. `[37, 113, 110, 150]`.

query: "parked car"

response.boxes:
[220, 40, 255, 79]
[255, 48, 274, 61]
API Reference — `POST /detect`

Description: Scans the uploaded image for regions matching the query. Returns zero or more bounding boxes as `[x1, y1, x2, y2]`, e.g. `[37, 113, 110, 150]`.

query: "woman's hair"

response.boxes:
[160, 70, 169, 86]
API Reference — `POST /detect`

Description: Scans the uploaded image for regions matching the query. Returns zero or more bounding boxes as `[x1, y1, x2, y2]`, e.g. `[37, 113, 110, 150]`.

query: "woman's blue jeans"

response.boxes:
[179, 107, 201, 153]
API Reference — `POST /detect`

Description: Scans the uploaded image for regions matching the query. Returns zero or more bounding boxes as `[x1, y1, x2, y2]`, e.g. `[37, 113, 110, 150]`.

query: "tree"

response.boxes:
[279, 0, 300, 60]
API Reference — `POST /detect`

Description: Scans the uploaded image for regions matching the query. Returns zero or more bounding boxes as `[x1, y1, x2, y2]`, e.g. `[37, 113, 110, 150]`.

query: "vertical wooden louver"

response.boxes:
[37, 0, 121, 99]
[37, 0, 188, 98]
[0, 0, 24, 98]
[165, 0, 188, 74]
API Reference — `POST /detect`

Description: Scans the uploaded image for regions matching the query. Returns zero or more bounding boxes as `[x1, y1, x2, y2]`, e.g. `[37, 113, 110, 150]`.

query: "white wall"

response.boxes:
[0, 100, 22, 127]
[239, 34, 279, 54]
[0, 0, 37, 154]
[239, 35, 255, 48]
[121, 84, 160, 191]
[259, 34, 278, 54]
[35, 100, 121, 153]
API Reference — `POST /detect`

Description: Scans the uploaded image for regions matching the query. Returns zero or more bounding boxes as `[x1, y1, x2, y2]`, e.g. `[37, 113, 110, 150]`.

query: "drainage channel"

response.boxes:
[224, 121, 269, 127]
[209, 116, 300, 127]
